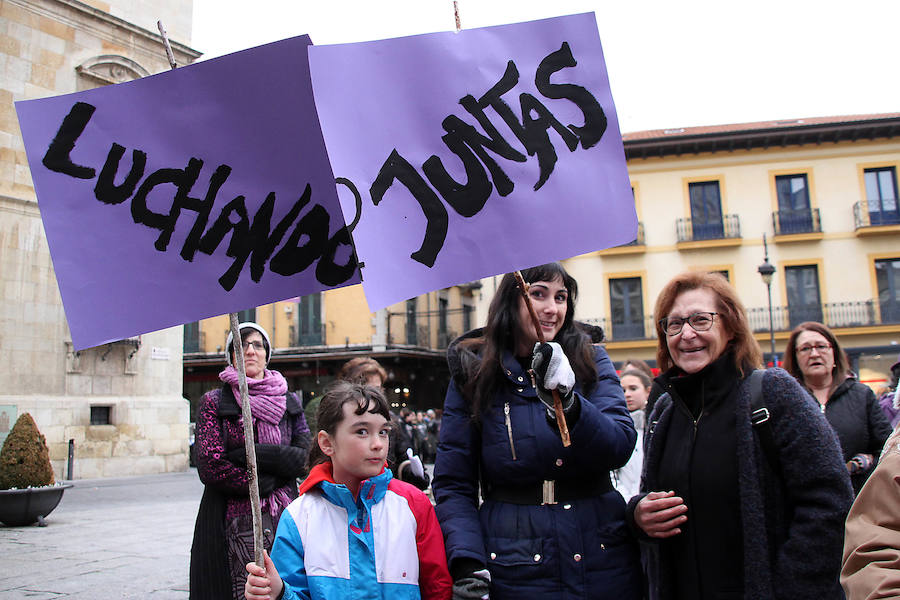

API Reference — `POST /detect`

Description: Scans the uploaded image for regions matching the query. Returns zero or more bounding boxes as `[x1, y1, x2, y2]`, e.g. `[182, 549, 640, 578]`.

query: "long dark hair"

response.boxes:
[460, 262, 596, 420]
[307, 381, 391, 469]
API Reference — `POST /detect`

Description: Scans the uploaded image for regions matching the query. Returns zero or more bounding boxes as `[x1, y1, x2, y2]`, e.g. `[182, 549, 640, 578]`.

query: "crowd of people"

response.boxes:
[188, 263, 900, 600]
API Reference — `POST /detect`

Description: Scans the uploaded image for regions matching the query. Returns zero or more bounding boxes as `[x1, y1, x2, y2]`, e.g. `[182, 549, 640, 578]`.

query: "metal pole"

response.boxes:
[758, 233, 778, 368]
[66, 438, 74, 480]
[766, 282, 776, 366]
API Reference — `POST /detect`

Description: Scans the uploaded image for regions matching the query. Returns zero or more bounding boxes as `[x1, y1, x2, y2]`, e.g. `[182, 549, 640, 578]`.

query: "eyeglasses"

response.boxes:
[659, 312, 718, 336]
[241, 340, 266, 352]
[797, 343, 831, 355]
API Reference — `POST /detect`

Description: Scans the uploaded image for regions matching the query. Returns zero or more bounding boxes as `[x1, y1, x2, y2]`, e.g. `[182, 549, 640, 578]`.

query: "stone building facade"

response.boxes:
[1, 0, 201, 478]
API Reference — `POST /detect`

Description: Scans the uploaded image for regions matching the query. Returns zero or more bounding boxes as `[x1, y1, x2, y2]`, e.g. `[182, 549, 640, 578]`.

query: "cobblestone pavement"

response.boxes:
[0, 470, 204, 599]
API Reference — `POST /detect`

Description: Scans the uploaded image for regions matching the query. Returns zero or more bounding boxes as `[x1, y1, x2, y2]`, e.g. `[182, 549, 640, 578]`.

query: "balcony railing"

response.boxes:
[748, 300, 900, 332]
[854, 201, 900, 229]
[772, 208, 821, 235]
[585, 300, 898, 344]
[588, 316, 657, 342]
[676, 214, 741, 243]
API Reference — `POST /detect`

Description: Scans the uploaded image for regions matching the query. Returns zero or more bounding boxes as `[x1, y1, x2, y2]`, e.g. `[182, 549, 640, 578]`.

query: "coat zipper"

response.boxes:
[504, 401, 517, 461]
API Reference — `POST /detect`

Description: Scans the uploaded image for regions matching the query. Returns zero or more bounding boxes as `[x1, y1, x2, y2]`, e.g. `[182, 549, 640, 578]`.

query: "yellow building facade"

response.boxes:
[557, 115, 899, 388]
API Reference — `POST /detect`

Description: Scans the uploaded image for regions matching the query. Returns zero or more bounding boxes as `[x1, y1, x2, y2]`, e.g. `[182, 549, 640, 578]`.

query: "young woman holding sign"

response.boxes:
[189, 322, 311, 600]
[433, 263, 642, 599]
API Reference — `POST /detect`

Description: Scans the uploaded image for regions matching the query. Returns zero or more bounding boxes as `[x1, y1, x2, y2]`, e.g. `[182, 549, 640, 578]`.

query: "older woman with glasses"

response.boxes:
[784, 321, 892, 494]
[627, 272, 852, 600]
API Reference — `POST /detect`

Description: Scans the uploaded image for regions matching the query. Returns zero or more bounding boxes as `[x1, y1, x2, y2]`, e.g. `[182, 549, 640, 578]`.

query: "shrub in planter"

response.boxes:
[0, 413, 55, 490]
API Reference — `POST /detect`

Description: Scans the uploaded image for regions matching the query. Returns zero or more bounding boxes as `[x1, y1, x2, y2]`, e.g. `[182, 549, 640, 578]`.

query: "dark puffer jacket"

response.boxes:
[628, 367, 853, 600]
[433, 331, 642, 599]
[821, 377, 892, 493]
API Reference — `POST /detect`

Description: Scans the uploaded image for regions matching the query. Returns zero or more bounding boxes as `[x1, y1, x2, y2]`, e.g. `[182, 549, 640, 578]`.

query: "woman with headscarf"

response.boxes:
[189, 322, 310, 600]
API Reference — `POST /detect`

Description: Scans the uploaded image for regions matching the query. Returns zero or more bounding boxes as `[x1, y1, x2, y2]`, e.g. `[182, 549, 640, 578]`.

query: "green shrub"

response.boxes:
[0, 413, 55, 489]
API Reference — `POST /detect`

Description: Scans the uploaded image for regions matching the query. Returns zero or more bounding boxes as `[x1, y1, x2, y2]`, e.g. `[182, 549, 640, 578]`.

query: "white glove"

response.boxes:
[532, 342, 575, 392]
[406, 448, 425, 479]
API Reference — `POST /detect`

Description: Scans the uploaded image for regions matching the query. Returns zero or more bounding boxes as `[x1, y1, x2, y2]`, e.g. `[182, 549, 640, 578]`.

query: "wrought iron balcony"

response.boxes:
[772, 208, 821, 236]
[748, 299, 900, 333]
[854, 200, 900, 229]
[676, 214, 741, 243]
[589, 316, 657, 342]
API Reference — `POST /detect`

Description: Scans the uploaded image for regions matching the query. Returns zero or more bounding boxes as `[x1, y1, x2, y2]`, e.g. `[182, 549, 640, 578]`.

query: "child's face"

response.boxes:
[321, 400, 390, 491]
[620, 375, 649, 412]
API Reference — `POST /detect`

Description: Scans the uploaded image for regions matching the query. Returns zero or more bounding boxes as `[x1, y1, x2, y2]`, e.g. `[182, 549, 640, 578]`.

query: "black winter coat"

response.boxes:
[628, 366, 853, 600]
[822, 377, 892, 493]
[434, 331, 642, 599]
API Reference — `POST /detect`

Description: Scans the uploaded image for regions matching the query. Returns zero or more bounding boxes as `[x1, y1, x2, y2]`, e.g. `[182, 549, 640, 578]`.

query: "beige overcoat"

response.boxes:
[842, 423, 900, 599]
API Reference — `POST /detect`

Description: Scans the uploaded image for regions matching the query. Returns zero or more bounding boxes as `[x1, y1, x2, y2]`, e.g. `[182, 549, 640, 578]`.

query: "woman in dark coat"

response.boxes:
[189, 322, 310, 600]
[433, 263, 642, 600]
[784, 321, 892, 494]
[629, 272, 853, 600]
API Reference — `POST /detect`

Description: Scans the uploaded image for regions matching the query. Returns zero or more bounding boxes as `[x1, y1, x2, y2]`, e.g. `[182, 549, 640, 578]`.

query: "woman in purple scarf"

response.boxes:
[189, 322, 311, 600]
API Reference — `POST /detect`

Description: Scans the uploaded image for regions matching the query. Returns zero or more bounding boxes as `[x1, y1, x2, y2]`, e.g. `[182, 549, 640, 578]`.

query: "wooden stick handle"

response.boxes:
[513, 271, 571, 447]
[156, 22, 264, 568]
[156, 21, 177, 70]
[229, 314, 265, 566]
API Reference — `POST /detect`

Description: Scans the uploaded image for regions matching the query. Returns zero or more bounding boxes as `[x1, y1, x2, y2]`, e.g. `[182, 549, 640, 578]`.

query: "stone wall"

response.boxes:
[5, 392, 190, 479]
[1, 0, 201, 479]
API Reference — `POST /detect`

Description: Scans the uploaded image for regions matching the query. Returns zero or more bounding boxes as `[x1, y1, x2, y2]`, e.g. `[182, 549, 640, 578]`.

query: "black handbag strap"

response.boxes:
[749, 369, 779, 477]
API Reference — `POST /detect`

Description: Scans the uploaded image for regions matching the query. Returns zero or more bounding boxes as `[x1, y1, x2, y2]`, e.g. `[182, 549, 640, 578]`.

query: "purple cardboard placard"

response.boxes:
[16, 35, 359, 350]
[309, 12, 636, 310]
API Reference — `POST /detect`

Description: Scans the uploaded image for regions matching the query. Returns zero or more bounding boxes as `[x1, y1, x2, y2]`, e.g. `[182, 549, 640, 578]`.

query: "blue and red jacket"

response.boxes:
[271, 462, 452, 600]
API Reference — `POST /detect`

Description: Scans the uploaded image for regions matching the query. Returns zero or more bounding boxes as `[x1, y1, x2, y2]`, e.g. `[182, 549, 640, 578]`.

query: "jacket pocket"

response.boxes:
[485, 535, 544, 567]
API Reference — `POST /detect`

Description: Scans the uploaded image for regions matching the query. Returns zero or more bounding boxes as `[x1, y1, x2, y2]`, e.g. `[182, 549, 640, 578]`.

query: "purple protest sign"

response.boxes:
[16, 35, 359, 350]
[309, 12, 636, 310]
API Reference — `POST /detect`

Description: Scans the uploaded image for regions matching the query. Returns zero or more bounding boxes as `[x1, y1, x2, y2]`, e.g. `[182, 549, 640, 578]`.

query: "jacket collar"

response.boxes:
[299, 461, 393, 509]
[828, 375, 856, 400]
[657, 351, 741, 417]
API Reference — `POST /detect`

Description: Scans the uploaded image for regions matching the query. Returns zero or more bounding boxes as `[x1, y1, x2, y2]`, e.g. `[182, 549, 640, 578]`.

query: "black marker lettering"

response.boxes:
[197, 196, 249, 261]
[315, 225, 358, 286]
[370, 150, 447, 268]
[130, 158, 204, 252]
[535, 42, 607, 149]
[422, 129, 492, 218]
[198, 187, 312, 291]
[473, 61, 531, 152]
[94, 143, 147, 205]
[444, 111, 524, 197]
[42, 101, 97, 179]
[518, 93, 579, 190]
[180, 165, 232, 262]
[269, 202, 329, 277]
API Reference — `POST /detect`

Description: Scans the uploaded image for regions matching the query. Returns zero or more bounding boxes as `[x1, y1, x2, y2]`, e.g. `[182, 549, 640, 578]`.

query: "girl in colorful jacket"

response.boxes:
[244, 381, 452, 600]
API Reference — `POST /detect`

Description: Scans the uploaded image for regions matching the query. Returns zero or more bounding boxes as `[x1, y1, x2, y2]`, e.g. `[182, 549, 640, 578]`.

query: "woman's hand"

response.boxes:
[245, 550, 284, 600]
[847, 453, 874, 474]
[635, 490, 688, 538]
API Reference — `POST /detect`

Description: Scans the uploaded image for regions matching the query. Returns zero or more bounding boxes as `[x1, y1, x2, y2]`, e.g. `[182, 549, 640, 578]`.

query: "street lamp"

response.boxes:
[757, 233, 777, 367]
